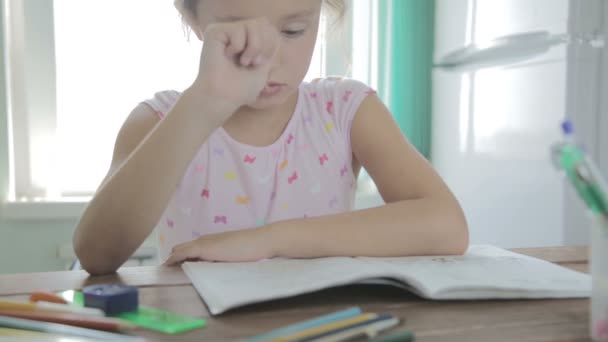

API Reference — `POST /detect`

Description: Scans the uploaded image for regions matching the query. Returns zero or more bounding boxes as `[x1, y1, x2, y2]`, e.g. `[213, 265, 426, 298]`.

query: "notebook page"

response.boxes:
[356, 245, 590, 299]
[183, 245, 590, 315]
[182, 257, 393, 315]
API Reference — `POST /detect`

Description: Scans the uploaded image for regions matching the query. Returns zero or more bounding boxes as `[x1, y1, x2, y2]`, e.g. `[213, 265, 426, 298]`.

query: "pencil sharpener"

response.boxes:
[83, 283, 139, 316]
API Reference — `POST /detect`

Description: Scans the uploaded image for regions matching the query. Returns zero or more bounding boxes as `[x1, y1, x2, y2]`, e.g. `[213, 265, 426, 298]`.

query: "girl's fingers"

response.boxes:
[165, 251, 191, 265]
[253, 55, 267, 67]
[225, 25, 248, 59]
[162, 253, 179, 266]
[163, 250, 184, 266]
[205, 18, 279, 68]
[240, 21, 262, 66]
[163, 255, 178, 266]
[164, 242, 199, 265]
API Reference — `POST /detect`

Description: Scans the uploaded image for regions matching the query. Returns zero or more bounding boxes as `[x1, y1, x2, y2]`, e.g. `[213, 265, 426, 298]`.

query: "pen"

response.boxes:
[552, 120, 608, 218]
[366, 329, 414, 342]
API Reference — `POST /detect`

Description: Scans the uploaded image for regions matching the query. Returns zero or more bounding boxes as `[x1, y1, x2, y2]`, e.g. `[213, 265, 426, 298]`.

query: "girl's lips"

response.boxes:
[260, 83, 286, 97]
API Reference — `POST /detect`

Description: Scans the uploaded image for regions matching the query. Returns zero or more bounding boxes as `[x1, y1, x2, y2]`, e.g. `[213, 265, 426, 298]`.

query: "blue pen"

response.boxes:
[245, 307, 362, 342]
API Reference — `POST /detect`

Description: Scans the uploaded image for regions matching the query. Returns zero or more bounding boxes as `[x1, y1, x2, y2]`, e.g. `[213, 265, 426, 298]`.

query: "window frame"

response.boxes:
[1, 0, 380, 220]
[563, 0, 608, 245]
[4, 0, 58, 202]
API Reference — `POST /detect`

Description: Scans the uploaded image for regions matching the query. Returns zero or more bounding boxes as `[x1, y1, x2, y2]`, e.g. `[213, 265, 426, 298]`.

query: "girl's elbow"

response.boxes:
[79, 258, 119, 276]
[74, 249, 117, 276]
[450, 226, 469, 255]
[73, 235, 120, 275]
[448, 205, 469, 255]
[430, 197, 469, 255]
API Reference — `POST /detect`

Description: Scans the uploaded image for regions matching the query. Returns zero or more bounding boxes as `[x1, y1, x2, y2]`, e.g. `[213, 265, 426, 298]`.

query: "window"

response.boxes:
[2, 0, 379, 215]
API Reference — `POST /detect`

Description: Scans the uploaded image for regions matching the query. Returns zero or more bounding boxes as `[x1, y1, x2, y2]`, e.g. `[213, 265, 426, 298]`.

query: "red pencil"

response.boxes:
[0, 310, 136, 332]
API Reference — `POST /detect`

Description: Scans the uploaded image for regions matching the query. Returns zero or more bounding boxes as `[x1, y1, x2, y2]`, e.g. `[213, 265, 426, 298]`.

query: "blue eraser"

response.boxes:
[83, 283, 139, 316]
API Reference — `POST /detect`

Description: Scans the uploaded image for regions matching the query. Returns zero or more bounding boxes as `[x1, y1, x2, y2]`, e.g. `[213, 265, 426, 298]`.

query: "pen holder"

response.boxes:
[592, 215, 608, 341]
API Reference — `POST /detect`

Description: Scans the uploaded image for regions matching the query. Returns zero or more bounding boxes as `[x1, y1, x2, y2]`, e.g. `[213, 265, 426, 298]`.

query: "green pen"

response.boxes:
[553, 121, 608, 342]
[551, 120, 608, 219]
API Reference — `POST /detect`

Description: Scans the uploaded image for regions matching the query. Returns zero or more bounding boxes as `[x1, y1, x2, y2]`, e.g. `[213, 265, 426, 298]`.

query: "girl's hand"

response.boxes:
[163, 227, 274, 265]
[193, 18, 281, 111]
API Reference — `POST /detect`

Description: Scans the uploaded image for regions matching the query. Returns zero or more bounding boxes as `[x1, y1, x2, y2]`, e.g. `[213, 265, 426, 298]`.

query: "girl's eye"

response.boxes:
[282, 29, 306, 38]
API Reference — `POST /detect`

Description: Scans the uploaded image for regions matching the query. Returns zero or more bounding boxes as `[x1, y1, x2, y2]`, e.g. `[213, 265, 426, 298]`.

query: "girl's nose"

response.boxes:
[269, 41, 285, 71]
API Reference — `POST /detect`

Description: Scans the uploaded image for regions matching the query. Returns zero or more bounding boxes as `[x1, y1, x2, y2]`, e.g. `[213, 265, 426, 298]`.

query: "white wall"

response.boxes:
[433, 0, 571, 247]
[0, 219, 75, 274]
[602, 2, 608, 179]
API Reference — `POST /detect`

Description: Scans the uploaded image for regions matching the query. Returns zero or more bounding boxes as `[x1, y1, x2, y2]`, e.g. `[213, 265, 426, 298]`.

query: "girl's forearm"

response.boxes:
[267, 197, 469, 259]
[74, 87, 236, 275]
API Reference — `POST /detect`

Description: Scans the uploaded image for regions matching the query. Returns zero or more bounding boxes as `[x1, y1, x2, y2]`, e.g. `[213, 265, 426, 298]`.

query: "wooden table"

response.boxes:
[0, 246, 591, 341]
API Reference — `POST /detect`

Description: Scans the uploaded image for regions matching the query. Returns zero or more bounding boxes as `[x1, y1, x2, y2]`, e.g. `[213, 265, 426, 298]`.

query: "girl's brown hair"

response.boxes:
[182, 0, 347, 23]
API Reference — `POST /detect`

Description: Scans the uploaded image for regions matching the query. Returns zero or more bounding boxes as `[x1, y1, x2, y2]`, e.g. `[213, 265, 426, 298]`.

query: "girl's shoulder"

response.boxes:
[301, 77, 374, 96]
[299, 77, 376, 132]
[140, 90, 182, 119]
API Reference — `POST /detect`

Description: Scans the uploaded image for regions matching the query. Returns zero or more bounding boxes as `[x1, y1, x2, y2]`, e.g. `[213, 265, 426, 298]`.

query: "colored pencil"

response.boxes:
[0, 309, 136, 332]
[306, 317, 401, 342]
[0, 315, 144, 341]
[268, 313, 379, 342]
[0, 300, 104, 317]
[246, 307, 362, 342]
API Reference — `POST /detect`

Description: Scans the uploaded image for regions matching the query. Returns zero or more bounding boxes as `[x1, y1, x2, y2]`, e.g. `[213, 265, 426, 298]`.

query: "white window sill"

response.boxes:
[355, 191, 384, 209]
[1, 200, 88, 221]
[58, 242, 158, 263]
[0, 191, 383, 222]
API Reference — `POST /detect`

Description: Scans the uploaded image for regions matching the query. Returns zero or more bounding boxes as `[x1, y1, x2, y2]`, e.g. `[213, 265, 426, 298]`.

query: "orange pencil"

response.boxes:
[29, 291, 68, 304]
[0, 309, 136, 332]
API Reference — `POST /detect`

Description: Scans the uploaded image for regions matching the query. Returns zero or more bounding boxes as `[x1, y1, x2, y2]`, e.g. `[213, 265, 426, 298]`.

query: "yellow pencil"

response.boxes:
[268, 313, 378, 342]
[0, 327, 49, 337]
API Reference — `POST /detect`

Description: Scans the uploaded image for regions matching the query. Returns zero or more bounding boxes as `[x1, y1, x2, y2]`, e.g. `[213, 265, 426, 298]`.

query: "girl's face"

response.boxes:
[187, 0, 323, 110]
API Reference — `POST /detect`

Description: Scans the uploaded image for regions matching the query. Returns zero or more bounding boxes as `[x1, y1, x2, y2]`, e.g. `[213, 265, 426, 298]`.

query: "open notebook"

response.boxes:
[182, 245, 590, 315]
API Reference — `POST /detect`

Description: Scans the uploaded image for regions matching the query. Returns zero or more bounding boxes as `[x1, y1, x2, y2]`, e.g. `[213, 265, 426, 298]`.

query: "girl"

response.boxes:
[73, 0, 468, 275]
